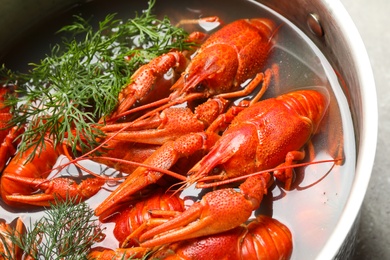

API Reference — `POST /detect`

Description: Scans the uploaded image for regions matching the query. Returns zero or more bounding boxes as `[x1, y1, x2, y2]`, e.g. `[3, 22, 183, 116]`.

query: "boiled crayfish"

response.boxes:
[85, 88, 331, 259]
[88, 215, 292, 260]
[0, 83, 106, 207]
[0, 13, 341, 260]
[0, 17, 278, 209]
[88, 190, 292, 260]
[0, 137, 106, 207]
[103, 17, 278, 126]
[95, 89, 329, 218]
[150, 215, 293, 260]
[109, 189, 186, 248]
[89, 89, 330, 259]
[92, 17, 279, 179]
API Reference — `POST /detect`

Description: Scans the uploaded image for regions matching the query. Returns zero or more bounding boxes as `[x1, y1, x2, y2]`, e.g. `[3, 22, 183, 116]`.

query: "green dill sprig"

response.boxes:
[6, 199, 105, 260]
[1, 0, 194, 155]
[1, 199, 153, 260]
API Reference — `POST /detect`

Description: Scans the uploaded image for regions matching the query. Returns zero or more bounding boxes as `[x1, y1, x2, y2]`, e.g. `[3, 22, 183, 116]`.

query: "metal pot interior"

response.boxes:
[0, 0, 377, 259]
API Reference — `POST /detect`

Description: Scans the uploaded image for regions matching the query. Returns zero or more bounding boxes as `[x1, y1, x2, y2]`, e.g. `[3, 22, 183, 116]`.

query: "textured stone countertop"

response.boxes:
[341, 0, 390, 258]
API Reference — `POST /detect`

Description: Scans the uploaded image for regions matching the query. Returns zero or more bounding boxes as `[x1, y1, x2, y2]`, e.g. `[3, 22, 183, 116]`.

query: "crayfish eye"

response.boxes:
[195, 83, 206, 92]
[212, 167, 222, 175]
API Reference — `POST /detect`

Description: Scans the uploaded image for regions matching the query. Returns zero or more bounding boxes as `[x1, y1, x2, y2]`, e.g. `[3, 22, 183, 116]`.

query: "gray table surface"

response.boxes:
[340, 0, 390, 259]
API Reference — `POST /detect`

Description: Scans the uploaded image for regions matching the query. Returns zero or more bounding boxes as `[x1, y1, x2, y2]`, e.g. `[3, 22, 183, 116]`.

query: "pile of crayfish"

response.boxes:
[0, 16, 342, 260]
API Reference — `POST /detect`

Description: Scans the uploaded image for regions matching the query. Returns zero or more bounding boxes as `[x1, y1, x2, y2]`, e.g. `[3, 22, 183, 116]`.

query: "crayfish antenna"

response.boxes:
[165, 179, 193, 198]
[105, 96, 171, 123]
[195, 157, 342, 189]
[295, 158, 340, 191]
[138, 158, 341, 249]
[90, 156, 187, 182]
[125, 92, 205, 124]
[94, 133, 208, 218]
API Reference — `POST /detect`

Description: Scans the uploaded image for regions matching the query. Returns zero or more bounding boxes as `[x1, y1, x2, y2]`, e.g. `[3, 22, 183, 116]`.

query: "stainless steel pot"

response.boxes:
[0, 0, 377, 259]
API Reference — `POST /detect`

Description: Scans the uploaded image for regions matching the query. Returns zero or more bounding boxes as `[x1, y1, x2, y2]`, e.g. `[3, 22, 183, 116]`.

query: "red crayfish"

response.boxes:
[106, 18, 278, 122]
[89, 215, 292, 260]
[0, 137, 106, 207]
[0, 17, 279, 208]
[95, 89, 329, 219]
[0, 13, 342, 260]
[88, 191, 293, 260]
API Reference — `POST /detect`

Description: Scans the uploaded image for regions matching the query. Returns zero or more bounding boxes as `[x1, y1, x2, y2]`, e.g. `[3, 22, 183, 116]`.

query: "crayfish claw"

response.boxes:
[4, 175, 105, 207]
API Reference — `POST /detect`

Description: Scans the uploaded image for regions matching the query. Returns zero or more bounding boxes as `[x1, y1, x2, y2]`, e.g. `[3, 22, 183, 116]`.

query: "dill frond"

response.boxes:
[9, 198, 105, 260]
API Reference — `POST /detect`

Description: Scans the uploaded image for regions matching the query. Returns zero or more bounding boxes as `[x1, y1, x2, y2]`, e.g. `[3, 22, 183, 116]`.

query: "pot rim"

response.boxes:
[317, 1, 377, 259]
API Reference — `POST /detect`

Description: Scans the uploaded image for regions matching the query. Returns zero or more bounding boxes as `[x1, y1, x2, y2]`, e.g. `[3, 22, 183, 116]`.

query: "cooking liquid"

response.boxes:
[0, 0, 356, 259]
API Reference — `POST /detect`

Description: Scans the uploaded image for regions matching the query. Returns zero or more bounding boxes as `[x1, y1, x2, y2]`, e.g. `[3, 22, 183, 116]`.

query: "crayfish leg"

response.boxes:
[175, 16, 222, 28]
[4, 176, 105, 207]
[121, 218, 169, 248]
[273, 150, 306, 190]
